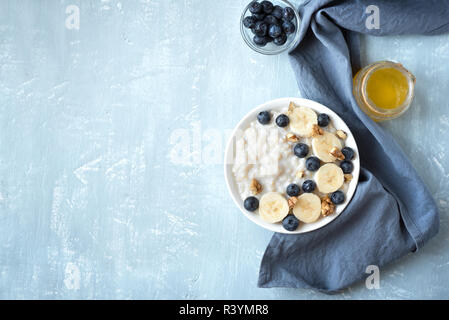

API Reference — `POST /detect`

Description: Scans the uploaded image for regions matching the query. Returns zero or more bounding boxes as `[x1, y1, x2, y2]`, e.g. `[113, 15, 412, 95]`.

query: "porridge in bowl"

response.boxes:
[231, 101, 356, 232]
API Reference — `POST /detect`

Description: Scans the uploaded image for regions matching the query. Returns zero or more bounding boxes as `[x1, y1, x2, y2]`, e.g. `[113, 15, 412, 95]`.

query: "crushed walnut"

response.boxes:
[288, 196, 298, 210]
[286, 133, 300, 143]
[336, 130, 347, 140]
[321, 196, 335, 217]
[295, 170, 305, 179]
[344, 174, 353, 183]
[249, 178, 262, 195]
[330, 147, 345, 161]
[312, 124, 324, 136]
[287, 101, 296, 114]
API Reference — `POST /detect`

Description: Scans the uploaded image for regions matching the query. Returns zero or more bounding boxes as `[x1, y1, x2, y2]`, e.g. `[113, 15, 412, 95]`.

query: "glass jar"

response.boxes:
[240, 0, 301, 55]
[353, 61, 416, 121]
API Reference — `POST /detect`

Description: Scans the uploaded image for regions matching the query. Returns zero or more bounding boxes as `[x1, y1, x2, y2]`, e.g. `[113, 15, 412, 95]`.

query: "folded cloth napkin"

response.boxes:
[258, 0, 449, 292]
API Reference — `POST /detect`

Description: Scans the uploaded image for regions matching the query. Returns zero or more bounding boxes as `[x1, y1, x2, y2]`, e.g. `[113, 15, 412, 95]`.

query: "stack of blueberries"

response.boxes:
[243, 1, 296, 47]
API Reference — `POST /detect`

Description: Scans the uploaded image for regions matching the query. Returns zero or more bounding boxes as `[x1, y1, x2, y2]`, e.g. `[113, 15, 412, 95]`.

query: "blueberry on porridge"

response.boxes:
[232, 101, 356, 231]
[286, 183, 300, 197]
[244, 196, 259, 211]
[282, 215, 299, 231]
[341, 147, 355, 160]
[257, 111, 271, 124]
[275, 114, 289, 127]
[331, 191, 345, 205]
[293, 143, 309, 158]
[302, 179, 316, 193]
[340, 160, 354, 174]
[305, 156, 320, 171]
[317, 113, 330, 127]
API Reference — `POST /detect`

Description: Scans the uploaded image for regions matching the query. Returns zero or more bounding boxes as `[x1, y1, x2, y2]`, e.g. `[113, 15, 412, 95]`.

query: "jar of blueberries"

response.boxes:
[240, 0, 301, 55]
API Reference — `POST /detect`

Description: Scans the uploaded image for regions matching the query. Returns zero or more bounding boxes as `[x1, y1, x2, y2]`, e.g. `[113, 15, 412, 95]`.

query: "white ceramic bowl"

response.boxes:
[224, 97, 360, 234]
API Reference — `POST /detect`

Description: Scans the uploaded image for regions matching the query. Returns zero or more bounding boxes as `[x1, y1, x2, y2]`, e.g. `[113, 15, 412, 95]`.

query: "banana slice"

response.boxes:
[288, 104, 318, 137]
[292, 193, 321, 223]
[315, 163, 344, 193]
[311, 131, 342, 162]
[259, 192, 290, 223]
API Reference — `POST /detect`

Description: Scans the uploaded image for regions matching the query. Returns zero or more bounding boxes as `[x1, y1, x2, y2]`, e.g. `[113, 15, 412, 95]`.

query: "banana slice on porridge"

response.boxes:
[288, 103, 318, 137]
[312, 131, 342, 162]
[292, 193, 321, 223]
[315, 163, 344, 193]
[259, 192, 290, 223]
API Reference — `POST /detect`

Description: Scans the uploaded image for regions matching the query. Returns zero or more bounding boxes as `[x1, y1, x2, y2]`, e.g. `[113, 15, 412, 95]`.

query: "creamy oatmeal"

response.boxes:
[231, 102, 355, 231]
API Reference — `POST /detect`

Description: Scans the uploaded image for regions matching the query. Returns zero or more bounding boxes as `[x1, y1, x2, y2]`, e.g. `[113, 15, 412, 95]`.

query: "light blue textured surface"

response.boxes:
[1, 0, 448, 299]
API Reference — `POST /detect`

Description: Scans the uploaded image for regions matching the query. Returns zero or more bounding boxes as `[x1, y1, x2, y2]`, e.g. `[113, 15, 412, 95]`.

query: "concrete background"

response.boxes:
[1, 0, 448, 299]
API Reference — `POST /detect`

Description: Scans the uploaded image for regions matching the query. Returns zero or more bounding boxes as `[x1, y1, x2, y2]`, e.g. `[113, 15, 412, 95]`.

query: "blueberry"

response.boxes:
[261, 1, 273, 13]
[273, 33, 287, 46]
[264, 15, 279, 25]
[286, 183, 300, 197]
[341, 147, 355, 160]
[340, 160, 354, 174]
[275, 114, 289, 127]
[306, 156, 320, 171]
[302, 180, 316, 193]
[265, 35, 274, 42]
[253, 35, 268, 46]
[243, 16, 257, 29]
[249, 1, 262, 14]
[330, 191, 345, 205]
[283, 7, 295, 21]
[282, 20, 295, 34]
[257, 111, 271, 124]
[282, 215, 299, 231]
[253, 21, 268, 36]
[317, 113, 330, 127]
[252, 12, 266, 20]
[268, 24, 282, 38]
[293, 143, 309, 158]
[272, 5, 283, 19]
[244, 196, 259, 211]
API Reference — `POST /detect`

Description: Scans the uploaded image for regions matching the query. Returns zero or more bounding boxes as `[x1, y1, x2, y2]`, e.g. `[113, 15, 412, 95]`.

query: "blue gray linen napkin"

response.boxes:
[258, 0, 449, 292]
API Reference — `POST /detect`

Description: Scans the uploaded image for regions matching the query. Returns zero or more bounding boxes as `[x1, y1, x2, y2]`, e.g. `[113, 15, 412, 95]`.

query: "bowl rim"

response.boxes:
[224, 97, 360, 234]
[240, 0, 302, 55]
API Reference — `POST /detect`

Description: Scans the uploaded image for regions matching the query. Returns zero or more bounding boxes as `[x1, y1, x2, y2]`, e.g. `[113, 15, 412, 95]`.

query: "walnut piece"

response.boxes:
[336, 130, 347, 140]
[288, 196, 298, 210]
[330, 147, 345, 161]
[250, 178, 262, 195]
[312, 124, 324, 136]
[321, 196, 335, 217]
[295, 170, 305, 179]
[286, 133, 300, 143]
[288, 101, 296, 114]
[344, 174, 353, 182]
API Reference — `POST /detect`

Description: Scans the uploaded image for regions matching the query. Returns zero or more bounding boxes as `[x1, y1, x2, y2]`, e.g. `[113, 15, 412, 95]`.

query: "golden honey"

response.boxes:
[353, 61, 415, 121]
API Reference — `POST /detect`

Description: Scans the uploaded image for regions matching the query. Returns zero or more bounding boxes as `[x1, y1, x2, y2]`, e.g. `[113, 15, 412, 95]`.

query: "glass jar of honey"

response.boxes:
[353, 61, 416, 121]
